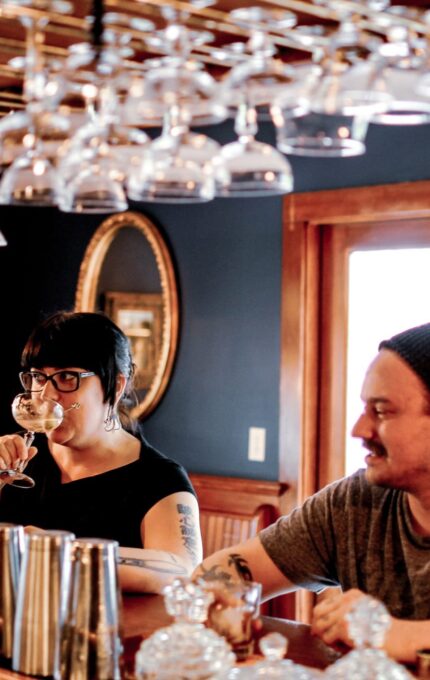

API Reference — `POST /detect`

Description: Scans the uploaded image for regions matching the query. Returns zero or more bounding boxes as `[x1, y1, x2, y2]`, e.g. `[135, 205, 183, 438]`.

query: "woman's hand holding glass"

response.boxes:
[0, 431, 38, 489]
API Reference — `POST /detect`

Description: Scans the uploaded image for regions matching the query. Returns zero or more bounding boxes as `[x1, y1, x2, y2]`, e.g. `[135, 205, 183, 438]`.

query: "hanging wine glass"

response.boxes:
[57, 32, 150, 204]
[57, 41, 129, 213]
[127, 103, 226, 203]
[122, 1, 227, 129]
[4, 393, 65, 489]
[219, 6, 305, 117]
[210, 7, 297, 196]
[273, 20, 381, 157]
[0, 58, 69, 176]
[215, 100, 294, 197]
[0, 0, 72, 206]
[369, 9, 430, 126]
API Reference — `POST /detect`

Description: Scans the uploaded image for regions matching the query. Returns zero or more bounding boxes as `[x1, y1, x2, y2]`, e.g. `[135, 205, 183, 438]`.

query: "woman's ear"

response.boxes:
[115, 374, 127, 403]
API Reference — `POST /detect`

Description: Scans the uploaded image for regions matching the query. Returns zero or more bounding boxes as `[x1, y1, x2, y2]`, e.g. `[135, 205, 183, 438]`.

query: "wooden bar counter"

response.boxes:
[0, 593, 344, 679]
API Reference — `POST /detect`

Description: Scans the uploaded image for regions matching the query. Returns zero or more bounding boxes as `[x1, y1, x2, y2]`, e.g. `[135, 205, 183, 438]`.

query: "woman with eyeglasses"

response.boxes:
[0, 310, 202, 593]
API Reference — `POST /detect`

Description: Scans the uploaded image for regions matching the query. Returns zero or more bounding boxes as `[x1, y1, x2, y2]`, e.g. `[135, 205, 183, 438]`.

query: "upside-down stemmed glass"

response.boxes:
[215, 99, 294, 197]
[369, 9, 430, 126]
[220, 5, 303, 115]
[2, 393, 65, 489]
[122, 0, 227, 129]
[274, 8, 392, 159]
[0, 0, 71, 206]
[127, 103, 225, 203]
[57, 49, 129, 213]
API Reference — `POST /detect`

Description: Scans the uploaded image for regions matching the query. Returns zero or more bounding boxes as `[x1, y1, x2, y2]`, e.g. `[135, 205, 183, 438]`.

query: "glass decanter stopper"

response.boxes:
[221, 633, 320, 679]
[325, 595, 413, 679]
[135, 578, 235, 679]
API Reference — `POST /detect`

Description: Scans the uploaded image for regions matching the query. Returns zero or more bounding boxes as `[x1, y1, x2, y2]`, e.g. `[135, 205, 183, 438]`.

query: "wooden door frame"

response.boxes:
[280, 180, 430, 621]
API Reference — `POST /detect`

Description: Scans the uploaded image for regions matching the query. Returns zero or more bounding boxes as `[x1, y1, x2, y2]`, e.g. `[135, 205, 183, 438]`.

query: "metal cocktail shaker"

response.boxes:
[62, 538, 123, 680]
[12, 529, 75, 679]
[0, 523, 24, 662]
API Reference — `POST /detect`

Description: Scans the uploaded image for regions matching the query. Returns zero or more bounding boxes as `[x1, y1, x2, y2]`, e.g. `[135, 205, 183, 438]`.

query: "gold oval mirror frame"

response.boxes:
[75, 211, 179, 420]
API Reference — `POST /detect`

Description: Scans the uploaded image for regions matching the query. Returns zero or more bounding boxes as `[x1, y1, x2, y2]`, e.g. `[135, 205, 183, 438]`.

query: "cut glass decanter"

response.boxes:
[325, 595, 413, 679]
[135, 578, 236, 679]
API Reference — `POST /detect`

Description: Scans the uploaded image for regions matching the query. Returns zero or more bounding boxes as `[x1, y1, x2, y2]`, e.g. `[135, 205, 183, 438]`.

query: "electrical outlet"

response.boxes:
[248, 427, 266, 462]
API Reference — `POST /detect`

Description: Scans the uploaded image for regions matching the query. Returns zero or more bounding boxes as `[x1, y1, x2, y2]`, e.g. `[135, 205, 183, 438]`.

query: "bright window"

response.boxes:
[345, 248, 430, 476]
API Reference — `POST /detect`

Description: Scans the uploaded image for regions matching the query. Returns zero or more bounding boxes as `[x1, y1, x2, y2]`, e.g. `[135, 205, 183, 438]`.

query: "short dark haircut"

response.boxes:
[21, 311, 135, 410]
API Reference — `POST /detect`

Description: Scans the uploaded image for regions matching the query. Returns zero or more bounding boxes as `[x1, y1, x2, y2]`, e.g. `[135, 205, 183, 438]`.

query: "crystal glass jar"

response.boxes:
[325, 596, 413, 679]
[135, 578, 235, 679]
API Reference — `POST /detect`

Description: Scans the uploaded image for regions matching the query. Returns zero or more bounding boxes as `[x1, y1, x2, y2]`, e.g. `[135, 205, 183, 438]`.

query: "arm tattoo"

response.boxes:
[196, 563, 234, 584]
[228, 553, 254, 582]
[195, 554, 254, 585]
[177, 503, 200, 566]
[118, 554, 188, 575]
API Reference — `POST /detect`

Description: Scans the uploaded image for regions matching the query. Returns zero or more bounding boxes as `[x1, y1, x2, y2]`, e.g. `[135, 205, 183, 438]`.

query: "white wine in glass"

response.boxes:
[5, 393, 65, 488]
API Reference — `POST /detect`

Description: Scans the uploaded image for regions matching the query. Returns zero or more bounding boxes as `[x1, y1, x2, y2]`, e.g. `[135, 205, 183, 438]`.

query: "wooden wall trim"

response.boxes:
[189, 473, 291, 516]
[286, 180, 430, 224]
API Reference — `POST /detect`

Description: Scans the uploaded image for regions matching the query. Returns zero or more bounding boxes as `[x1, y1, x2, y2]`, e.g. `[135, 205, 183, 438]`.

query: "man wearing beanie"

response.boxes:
[193, 322, 430, 664]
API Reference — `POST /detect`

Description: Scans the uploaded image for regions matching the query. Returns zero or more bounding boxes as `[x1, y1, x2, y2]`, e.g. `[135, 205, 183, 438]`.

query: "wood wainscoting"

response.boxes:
[189, 473, 296, 619]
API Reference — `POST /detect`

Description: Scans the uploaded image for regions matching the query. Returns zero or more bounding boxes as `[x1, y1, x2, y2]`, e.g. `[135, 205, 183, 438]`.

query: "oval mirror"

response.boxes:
[75, 211, 179, 419]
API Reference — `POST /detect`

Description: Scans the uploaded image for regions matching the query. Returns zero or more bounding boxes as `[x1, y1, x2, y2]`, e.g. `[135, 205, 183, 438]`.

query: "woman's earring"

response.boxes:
[104, 405, 121, 432]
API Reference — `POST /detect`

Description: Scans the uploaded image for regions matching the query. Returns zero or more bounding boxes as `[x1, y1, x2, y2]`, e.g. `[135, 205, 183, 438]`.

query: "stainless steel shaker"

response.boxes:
[12, 529, 75, 679]
[0, 523, 24, 662]
[62, 538, 123, 680]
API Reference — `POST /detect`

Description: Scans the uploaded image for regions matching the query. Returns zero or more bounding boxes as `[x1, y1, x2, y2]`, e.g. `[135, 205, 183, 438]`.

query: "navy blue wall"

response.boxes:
[1, 117, 430, 480]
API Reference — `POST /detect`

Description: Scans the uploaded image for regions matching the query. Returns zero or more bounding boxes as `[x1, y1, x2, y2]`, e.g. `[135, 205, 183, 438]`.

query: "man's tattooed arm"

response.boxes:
[177, 503, 200, 566]
[118, 553, 188, 575]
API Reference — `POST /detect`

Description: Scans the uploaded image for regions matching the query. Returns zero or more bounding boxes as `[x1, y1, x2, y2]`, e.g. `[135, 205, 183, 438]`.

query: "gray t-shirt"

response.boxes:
[259, 469, 430, 619]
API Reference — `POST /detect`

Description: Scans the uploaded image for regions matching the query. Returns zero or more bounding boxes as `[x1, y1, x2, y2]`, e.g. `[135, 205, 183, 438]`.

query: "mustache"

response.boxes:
[362, 439, 387, 457]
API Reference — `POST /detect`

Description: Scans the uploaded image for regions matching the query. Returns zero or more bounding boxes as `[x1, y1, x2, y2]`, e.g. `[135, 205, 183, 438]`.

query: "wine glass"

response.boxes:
[127, 103, 221, 203]
[215, 100, 294, 197]
[3, 393, 65, 489]
[0, 0, 72, 207]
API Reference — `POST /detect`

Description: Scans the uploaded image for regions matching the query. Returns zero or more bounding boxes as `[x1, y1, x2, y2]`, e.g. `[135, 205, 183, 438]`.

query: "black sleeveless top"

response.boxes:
[0, 430, 195, 547]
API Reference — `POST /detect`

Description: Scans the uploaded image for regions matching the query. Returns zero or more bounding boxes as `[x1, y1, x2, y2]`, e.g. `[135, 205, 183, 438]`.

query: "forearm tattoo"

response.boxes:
[196, 563, 233, 584]
[118, 554, 188, 575]
[196, 553, 254, 584]
[177, 503, 200, 566]
[228, 553, 254, 582]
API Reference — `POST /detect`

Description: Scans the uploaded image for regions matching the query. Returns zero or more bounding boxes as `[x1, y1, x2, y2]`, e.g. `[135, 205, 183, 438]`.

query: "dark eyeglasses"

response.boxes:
[19, 370, 96, 393]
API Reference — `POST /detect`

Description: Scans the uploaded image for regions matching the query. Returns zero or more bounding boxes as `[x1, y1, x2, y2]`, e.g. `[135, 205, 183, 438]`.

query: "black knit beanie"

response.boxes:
[379, 323, 430, 392]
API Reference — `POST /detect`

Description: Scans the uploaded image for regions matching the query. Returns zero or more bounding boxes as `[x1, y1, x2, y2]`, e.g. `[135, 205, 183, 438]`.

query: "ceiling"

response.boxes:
[0, 0, 428, 117]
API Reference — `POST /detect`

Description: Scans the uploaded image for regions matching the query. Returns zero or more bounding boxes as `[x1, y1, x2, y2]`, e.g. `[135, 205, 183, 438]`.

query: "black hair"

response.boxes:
[21, 311, 137, 423]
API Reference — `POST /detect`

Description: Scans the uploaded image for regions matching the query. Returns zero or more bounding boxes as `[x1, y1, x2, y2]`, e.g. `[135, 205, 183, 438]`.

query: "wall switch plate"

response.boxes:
[248, 427, 266, 462]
